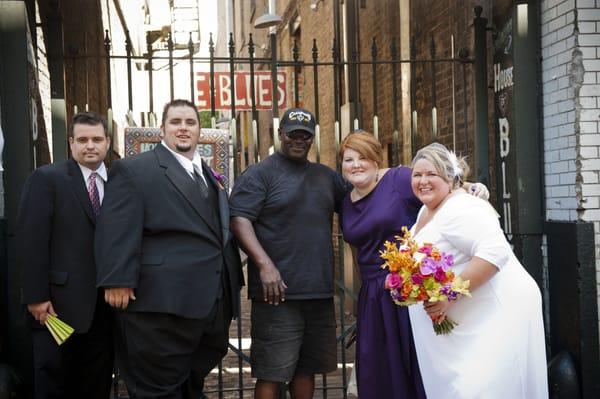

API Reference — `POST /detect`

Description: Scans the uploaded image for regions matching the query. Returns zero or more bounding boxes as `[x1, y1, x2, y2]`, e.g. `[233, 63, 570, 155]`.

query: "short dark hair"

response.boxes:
[161, 99, 200, 126]
[69, 112, 108, 137]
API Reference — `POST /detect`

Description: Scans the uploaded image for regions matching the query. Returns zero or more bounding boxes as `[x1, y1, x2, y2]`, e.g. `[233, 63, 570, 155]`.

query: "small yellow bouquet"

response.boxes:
[380, 227, 471, 335]
[45, 314, 75, 345]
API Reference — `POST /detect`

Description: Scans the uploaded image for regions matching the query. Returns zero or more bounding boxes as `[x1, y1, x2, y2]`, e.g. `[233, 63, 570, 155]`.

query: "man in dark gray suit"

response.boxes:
[95, 99, 243, 398]
[17, 112, 114, 399]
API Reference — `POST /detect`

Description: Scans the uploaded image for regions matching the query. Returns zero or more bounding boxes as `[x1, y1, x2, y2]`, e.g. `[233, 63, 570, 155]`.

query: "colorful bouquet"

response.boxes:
[380, 227, 470, 335]
[45, 314, 74, 345]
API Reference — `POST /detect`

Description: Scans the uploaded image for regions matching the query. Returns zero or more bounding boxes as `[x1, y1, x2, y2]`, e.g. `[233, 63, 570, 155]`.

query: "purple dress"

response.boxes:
[341, 166, 426, 399]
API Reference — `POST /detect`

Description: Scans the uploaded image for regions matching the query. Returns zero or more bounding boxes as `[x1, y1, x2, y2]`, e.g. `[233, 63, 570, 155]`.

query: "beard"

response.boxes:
[176, 143, 193, 153]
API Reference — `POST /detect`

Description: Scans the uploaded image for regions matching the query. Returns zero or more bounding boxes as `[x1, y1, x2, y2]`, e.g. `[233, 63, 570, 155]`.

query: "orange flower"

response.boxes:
[401, 282, 413, 297]
[417, 287, 429, 301]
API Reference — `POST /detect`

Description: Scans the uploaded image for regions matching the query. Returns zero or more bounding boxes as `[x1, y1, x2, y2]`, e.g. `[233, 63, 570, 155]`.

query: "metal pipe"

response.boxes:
[103, 30, 112, 109]
[225, 0, 233, 36]
[270, 32, 279, 150]
[391, 37, 399, 166]
[248, 33, 259, 160]
[209, 33, 216, 119]
[126, 31, 133, 111]
[473, 6, 489, 185]
[168, 33, 174, 101]
[268, 0, 277, 15]
[146, 36, 154, 114]
[451, 35, 456, 150]
[228, 33, 239, 177]
[430, 35, 437, 139]
[188, 33, 195, 103]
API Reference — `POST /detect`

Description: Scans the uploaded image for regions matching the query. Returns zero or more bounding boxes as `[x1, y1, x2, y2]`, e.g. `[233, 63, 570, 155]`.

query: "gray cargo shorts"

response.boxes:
[250, 298, 337, 382]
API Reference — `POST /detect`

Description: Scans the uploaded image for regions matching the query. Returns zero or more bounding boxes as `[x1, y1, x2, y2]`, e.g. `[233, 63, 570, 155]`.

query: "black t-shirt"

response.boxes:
[229, 152, 347, 300]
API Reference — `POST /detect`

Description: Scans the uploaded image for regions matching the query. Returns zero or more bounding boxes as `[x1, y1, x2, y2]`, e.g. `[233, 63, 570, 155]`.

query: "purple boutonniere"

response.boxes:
[210, 168, 226, 189]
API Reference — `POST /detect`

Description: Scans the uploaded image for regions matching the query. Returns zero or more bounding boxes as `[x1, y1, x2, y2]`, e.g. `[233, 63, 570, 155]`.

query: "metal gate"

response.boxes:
[67, 18, 480, 399]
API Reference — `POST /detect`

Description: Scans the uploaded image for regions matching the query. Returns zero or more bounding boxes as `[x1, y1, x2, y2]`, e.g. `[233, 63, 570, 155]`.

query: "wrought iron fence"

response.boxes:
[65, 27, 476, 398]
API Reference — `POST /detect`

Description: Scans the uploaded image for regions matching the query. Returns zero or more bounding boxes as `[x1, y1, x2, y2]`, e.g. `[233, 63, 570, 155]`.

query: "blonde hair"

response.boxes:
[339, 131, 383, 165]
[411, 142, 470, 188]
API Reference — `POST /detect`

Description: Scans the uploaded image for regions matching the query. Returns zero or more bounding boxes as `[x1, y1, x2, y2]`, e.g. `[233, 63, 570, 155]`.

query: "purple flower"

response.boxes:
[420, 258, 436, 275]
[440, 285, 452, 295]
[439, 253, 454, 271]
[447, 291, 459, 301]
[211, 169, 225, 184]
[440, 284, 459, 301]
[390, 289, 402, 302]
[385, 273, 402, 289]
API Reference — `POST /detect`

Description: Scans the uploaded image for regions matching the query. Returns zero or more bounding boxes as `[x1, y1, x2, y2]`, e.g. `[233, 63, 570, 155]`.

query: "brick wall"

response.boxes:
[541, 0, 600, 332]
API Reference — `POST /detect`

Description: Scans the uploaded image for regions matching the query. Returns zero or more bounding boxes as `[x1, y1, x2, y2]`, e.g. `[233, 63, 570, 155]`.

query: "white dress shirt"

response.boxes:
[78, 162, 108, 203]
[160, 141, 207, 185]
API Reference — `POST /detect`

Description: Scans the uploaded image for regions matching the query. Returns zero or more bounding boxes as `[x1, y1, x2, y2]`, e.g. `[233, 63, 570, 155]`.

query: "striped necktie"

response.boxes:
[87, 172, 101, 218]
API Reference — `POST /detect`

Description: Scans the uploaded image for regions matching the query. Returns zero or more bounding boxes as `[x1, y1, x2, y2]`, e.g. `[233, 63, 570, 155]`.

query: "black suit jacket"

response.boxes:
[17, 159, 102, 333]
[95, 144, 243, 319]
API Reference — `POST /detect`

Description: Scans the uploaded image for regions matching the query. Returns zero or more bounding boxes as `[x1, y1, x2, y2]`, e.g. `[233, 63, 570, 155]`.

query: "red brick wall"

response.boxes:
[237, 0, 498, 182]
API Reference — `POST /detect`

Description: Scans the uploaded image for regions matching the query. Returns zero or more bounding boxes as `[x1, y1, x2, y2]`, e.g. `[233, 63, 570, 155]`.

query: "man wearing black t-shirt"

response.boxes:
[230, 108, 346, 399]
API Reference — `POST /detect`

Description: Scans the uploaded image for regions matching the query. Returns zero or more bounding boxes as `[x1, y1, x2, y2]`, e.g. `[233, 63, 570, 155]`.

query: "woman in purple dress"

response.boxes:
[339, 132, 487, 398]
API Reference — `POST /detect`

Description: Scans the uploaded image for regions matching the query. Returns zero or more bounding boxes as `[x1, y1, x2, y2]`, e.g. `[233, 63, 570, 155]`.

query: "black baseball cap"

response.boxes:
[280, 108, 316, 136]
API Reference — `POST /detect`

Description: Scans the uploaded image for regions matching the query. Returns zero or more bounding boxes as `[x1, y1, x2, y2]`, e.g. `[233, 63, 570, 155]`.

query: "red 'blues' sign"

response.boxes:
[196, 71, 287, 110]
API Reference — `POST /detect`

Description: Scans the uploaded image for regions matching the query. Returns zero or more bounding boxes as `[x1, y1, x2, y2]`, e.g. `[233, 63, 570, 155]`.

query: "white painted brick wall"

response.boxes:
[541, 0, 600, 341]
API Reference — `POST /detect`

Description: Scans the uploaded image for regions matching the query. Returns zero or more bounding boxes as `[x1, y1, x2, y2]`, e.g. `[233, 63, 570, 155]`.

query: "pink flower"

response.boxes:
[385, 273, 402, 289]
[419, 245, 433, 256]
[434, 267, 447, 283]
[411, 273, 424, 285]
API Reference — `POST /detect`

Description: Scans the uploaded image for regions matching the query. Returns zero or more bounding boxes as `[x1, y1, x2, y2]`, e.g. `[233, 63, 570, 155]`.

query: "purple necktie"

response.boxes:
[87, 172, 101, 218]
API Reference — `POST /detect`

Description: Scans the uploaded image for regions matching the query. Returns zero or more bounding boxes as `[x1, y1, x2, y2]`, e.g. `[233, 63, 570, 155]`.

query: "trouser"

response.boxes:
[31, 299, 114, 399]
[114, 294, 232, 399]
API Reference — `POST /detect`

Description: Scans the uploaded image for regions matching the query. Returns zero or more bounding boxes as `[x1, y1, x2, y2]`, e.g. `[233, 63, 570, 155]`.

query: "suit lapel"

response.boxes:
[202, 161, 231, 245]
[67, 160, 95, 224]
[155, 145, 221, 240]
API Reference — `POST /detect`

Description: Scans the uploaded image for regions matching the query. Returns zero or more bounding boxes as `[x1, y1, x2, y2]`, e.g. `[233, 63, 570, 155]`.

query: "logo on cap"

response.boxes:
[288, 110, 312, 122]
[280, 108, 316, 135]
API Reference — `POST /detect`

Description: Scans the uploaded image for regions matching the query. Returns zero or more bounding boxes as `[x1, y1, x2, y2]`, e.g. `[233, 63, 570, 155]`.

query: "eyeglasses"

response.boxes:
[284, 131, 313, 141]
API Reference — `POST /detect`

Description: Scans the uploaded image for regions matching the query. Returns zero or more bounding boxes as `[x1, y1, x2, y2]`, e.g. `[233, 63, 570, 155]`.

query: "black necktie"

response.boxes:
[194, 168, 208, 198]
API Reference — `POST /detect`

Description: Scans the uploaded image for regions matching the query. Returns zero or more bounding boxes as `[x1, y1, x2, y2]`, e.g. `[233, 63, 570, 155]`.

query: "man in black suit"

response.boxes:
[95, 99, 243, 398]
[17, 112, 113, 399]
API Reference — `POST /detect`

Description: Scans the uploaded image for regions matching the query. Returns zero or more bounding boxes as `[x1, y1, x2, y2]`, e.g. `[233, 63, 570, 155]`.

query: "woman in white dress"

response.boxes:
[408, 143, 548, 399]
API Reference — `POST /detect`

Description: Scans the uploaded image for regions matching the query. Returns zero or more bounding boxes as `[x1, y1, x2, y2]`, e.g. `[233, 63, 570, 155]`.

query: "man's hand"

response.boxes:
[259, 263, 288, 306]
[27, 301, 56, 325]
[230, 216, 288, 306]
[104, 287, 136, 309]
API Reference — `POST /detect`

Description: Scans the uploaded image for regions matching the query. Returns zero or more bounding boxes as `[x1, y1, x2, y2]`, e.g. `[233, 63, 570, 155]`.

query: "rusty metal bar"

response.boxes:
[312, 39, 321, 164]
[103, 29, 112, 109]
[125, 31, 133, 111]
[188, 33, 195, 103]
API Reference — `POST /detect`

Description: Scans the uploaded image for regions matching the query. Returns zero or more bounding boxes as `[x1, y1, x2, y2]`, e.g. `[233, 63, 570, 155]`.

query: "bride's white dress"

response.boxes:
[409, 193, 548, 399]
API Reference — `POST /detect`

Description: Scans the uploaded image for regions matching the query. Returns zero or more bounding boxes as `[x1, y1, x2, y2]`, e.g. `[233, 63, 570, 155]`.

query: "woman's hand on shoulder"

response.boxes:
[464, 182, 489, 200]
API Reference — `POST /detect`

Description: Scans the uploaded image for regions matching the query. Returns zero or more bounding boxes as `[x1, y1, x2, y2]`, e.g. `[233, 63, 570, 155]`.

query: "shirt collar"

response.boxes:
[78, 162, 107, 182]
[160, 141, 204, 176]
